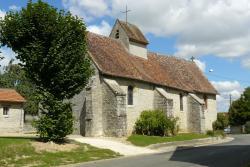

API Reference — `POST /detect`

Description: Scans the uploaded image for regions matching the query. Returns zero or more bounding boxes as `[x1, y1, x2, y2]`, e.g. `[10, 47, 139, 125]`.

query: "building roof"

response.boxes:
[87, 32, 218, 95]
[0, 89, 26, 103]
[117, 20, 149, 45]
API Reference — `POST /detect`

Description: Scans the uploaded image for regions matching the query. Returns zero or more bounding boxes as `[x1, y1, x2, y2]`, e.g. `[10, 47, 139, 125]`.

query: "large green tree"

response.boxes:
[0, 0, 92, 141]
[0, 60, 38, 115]
[229, 87, 250, 126]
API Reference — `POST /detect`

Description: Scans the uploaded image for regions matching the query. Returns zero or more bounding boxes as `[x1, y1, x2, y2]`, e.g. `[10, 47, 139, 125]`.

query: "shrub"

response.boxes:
[213, 113, 229, 130]
[206, 130, 226, 138]
[245, 121, 250, 134]
[206, 130, 215, 136]
[134, 110, 179, 136]
[34, 94, 73, 142]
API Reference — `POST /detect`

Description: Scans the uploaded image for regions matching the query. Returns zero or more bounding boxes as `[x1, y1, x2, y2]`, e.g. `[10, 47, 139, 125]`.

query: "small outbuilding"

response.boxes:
[0, 89, 26, 133]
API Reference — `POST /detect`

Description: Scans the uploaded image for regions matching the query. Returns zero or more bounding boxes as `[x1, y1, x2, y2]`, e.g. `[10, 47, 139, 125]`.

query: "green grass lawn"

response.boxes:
[0, 137, 120, 167]
[127, 133, 209, 146]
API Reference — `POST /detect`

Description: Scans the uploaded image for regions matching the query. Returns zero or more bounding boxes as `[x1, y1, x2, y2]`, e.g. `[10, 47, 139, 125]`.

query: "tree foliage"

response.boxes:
[213, 113, 229, 130]
[228, 87, 250, 126]
[35, 93, 73, 142]
[0, 0, 92, 100]
[134, 110, 179, 136]
[0, 0, 92, 141]
[0, 61, 38, 115]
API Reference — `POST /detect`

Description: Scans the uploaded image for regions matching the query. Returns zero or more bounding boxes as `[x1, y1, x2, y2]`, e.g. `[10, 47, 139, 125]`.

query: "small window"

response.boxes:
[115, 29, 119, 39]
[180, 94, 183, 111]
[127, 85, 133, 105]
[3, 107, 9, 116]
[204, 95, 208, 109]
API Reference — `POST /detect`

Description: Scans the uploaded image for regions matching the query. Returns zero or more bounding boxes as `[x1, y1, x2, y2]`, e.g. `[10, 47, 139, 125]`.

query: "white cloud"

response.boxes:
[211, 80, 243, 112]
[0, 9, 6, 19]
[9, 5, 20, 11]
[211, 81, 241, 92]
[62, 0, 110, 21]
[62, 0, 250, 68]
[87, 20, 112, 36]
[0, 47, 18, 71]
[241, 58, 250, 69]
[194, 59, 206, 72]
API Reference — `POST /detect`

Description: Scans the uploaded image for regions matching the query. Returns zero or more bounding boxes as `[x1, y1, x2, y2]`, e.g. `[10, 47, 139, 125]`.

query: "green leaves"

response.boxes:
[0, 0, 92, 100]
[134, 110, 179, 136]
[34, 93, 73, 142]
[0, 0, 92, 142]
[229, 87, 250, 126]
[0, 63, 38, 115]
[213, 113, 229, 130]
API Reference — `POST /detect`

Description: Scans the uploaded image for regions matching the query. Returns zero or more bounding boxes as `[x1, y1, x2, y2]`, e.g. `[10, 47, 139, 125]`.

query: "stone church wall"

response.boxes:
[187, 95, 205, 133]
[102, 81, 127, 137]
[71, 69, 217, 136]
[153, 89, 173, 117]
[114, 78, 155, 134]
[71, 65, 103, 136]
[196, 94, 217, 130]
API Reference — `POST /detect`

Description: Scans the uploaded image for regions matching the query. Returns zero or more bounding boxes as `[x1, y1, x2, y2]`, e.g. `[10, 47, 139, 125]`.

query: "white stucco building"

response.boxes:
[0, 89, 25, 133]
[71, 19, 218, 137]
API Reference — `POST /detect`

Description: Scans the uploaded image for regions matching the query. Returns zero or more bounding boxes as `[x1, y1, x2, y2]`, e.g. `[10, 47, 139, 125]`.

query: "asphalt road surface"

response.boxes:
[77, 134, 250, 167]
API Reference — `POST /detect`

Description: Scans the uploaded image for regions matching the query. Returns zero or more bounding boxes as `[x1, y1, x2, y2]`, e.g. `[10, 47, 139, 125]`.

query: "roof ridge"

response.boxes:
[149, 51, 194, 64]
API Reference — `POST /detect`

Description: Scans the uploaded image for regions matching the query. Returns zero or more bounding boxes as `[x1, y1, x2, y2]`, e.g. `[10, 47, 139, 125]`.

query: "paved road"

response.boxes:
[77, 134, 250, 167]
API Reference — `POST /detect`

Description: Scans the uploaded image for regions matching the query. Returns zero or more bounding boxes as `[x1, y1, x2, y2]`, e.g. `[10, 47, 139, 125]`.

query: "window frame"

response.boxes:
[127, 85, 134, 106]
[3, 106, 9, 117]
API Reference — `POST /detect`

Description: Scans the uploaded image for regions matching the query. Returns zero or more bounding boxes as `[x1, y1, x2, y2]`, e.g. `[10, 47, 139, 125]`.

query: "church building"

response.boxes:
[71, 19, 218, 137]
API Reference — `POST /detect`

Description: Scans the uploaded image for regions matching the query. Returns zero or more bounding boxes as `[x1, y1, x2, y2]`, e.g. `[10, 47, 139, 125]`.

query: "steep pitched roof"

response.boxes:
[117, 20, 149, 45]
[0, 89, 26, 103]
[87, 32, 218, 95]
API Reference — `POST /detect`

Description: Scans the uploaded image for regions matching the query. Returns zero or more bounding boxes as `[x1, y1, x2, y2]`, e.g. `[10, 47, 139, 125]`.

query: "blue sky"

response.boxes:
[1, 0, 250, 112]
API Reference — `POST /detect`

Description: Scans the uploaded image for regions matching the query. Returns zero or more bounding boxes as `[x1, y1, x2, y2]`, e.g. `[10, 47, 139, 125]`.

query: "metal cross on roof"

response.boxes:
[191, 56, 195, 62]
[121, 5, 131, 24]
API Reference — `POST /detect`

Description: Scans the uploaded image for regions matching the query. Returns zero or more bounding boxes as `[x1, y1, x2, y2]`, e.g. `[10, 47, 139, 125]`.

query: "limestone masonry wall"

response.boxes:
[102, 81, 127, 137]
[0, 103, 24, 133]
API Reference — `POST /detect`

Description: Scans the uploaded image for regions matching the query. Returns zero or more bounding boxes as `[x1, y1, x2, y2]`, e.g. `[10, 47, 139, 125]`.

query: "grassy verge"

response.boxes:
[127, 133, 209, 147]
[0, 137, 120, 167]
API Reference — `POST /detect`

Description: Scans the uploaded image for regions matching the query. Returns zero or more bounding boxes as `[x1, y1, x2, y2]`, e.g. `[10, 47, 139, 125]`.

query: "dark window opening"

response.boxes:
[180, 94, 183, 111]
[204, 95, 208, 109]
[3, 107, 9, 116]
[128, 85, 133, 105]
[115, 29, 119, 39]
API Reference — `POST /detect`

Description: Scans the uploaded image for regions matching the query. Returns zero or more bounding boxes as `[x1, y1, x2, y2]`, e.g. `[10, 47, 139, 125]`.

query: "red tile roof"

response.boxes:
[117, 20, 149, 45]
[87, 32, 218, 95]
[0, 89, 26, 103]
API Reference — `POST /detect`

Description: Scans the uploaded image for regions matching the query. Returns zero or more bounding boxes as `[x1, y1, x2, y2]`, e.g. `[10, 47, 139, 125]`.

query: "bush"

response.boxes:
[213, 113, 229, 130]
[245, 121, 250, 134]
[206, 130, 215, 136]
[206, 130, 226, 138]
[34, 94, 73, 142]
[134, 110, 179, 136]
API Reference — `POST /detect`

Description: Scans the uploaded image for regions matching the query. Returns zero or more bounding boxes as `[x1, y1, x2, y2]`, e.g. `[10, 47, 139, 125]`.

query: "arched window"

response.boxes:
[115, 29, 119, 39]
[127, 85, 133, 105]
